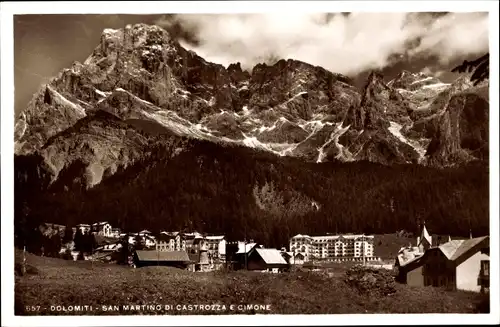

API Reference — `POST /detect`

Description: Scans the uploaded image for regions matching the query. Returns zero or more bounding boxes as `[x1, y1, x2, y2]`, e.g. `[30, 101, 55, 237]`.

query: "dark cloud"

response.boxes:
[154, 14, 200, 46]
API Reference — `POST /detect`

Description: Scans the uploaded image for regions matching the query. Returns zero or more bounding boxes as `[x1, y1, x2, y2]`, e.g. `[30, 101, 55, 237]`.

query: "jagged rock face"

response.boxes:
[15, 85, 87, 155]
[344, 72, 411, 131]
[424, 89, 489, 167]
[38, 111, 161, 188]
[390, 70, 442, 91]
[249, 59, 360, 120]
[14, 23, 489, 187]
[337, 72, 421, 164]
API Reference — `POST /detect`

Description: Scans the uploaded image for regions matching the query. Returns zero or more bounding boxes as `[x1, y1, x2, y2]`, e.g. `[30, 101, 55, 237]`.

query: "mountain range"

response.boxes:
[14, 24, 489, 246]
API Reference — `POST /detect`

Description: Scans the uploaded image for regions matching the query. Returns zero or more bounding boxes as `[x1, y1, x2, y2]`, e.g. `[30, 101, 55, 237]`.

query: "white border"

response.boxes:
[1, 1, 499, 326]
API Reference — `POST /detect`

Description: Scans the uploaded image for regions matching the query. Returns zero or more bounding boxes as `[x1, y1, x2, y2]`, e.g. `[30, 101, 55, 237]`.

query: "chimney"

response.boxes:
[416, 236, 420, 247]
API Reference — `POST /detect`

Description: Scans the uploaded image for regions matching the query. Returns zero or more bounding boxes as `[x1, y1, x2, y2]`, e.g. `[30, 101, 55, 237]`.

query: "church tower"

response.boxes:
[416, 223, 432, 253]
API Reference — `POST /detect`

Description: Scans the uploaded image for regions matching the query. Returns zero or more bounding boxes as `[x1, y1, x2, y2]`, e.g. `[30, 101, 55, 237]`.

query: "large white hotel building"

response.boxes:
[289, 234, 378, 262]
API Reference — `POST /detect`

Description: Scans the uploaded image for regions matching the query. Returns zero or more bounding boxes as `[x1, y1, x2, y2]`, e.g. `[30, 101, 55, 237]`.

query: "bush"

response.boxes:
[344, 265, 397, 296]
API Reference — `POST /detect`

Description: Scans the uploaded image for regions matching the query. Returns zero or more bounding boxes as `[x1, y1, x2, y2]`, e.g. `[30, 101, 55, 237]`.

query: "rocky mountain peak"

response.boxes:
[15, 24, 489, 188]
[391, 70, 443, 91]
[342, 71, 397, 130]
[227, 62, 251, 84]
[363, 71, 389, 100]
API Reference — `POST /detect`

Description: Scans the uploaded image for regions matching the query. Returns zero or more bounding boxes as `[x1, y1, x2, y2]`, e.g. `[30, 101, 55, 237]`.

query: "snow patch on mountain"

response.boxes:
[316, 132, 336, 163]
[14, 113, 28, 141]
[258, 123, 277, 133]
[95, 89, 108, 98]
[95, 89, 113, 104]
[422, 82, 451, 90]
[411, 76, 433, 85]
[48, 86, 86, 117]
[240, 133, 296, 157]
[115, 88, 160, 110]
[313, 122, 352, 163]
[388, 121, 426, 160]
[141, 109, 212, 139]
[334, 123, 352, 161]
[299, 119, 335, 133]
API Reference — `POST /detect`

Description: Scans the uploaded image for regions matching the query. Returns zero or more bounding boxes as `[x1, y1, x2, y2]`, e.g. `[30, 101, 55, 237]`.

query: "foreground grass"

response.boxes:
[15, 250, 488, 315]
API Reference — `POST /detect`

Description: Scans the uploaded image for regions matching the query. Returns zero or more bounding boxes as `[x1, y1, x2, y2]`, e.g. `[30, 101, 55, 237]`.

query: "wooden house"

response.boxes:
[398, 236, 489, 292]
[133, 250, 192, 269]
[246, 248, 289, 272]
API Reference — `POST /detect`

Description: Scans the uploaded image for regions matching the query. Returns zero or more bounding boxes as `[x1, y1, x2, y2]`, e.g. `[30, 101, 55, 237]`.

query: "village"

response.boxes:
[34, 220, 490, 294]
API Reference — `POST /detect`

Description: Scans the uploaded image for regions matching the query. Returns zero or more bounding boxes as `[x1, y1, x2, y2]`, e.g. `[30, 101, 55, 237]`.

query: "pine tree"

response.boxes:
[74, 229, 84, 253]
[63, 225, 74, 244]
[51, 233, 62, 257]
[452, 53, 489, 86]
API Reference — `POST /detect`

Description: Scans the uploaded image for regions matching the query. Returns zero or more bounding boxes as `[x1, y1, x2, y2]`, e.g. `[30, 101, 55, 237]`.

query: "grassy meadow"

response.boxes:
[14, 249, 489, 315]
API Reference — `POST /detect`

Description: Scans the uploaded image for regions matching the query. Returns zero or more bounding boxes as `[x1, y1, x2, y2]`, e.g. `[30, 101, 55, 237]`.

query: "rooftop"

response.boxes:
[440, 236, 489, 261]
[205, 235, 225, 240]
[236, 242, 257, 254]
[92, 221, 109, 226]
[291, 234, 375, 240]
[255, 248, 288, 265]
[135, 250, 190, 262]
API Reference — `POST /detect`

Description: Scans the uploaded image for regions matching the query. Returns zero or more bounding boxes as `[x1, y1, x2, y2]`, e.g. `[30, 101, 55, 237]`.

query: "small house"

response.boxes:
[76, 224, 91, 234]
[41, 223, 66, 238]
[133, 250, 192, 269]
[175, 233, 187, 251]
[247, 248, 289, 272]
[291, 252, 306, 265]
[398, 236, 489, 292]
[205, 235, 226, 261]
[92, 222, 112, 237]
[188, 246, 210, 272]
[144, 235, 156, 248]
[111, 228, 121, 238]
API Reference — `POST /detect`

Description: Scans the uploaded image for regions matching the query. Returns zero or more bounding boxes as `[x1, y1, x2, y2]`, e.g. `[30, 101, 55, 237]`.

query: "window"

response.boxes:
[481, 260, 490, 276]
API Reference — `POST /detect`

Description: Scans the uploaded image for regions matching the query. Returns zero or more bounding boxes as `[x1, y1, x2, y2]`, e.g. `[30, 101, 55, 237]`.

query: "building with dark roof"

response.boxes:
[133, 250, 192, 269]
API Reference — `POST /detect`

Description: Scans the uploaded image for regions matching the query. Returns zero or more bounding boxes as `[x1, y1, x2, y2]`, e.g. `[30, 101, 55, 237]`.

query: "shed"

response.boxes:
[134, 250, 191, 269]
[247, 248, 289, 272]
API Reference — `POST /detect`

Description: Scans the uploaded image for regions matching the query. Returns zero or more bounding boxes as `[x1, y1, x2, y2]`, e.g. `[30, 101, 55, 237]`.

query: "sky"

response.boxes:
[13, 12, 489, 117]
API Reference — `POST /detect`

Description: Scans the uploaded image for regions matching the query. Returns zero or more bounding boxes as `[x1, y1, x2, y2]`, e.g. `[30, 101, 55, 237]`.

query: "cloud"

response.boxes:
[407, 12, 489, 64]
[155, 12, 489, 76]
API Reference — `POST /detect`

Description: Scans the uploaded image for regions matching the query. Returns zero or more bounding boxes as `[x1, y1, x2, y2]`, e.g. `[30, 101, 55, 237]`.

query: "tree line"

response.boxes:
[13, 52, 490, 251]
[15, 134, 489, 250]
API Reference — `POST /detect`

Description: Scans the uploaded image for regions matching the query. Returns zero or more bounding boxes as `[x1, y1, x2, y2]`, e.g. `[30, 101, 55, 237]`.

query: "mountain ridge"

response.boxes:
[14, 23, 489, 189]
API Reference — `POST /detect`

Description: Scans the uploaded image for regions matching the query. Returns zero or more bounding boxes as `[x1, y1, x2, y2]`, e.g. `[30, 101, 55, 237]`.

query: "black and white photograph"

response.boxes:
[1, 1, 499, 326]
